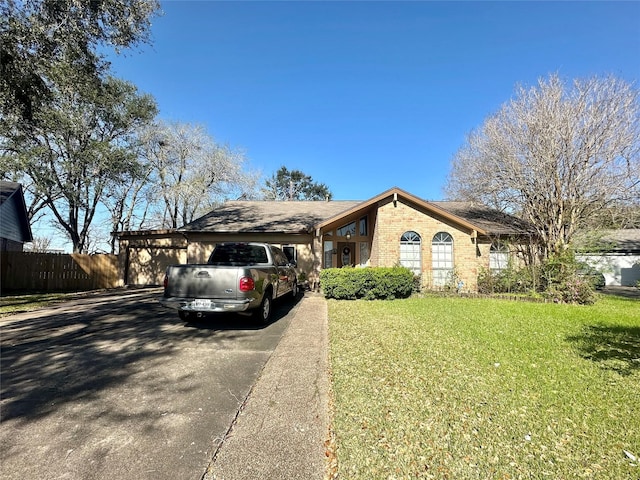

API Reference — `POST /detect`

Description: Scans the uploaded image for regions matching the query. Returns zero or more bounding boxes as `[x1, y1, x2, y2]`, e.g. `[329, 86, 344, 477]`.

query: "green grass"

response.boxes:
[0, 292, 78, 316]
[328, 295, 640, 479]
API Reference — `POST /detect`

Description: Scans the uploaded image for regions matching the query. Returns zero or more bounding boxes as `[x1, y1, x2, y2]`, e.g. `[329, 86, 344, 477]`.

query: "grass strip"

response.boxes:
[0, 292, 79, 316]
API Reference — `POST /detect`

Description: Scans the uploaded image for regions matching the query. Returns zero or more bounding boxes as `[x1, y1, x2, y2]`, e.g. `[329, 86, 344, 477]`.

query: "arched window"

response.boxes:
[400, 231, 421, 275]
[432, 232, 453, 287]
[490, 243, 509, 271]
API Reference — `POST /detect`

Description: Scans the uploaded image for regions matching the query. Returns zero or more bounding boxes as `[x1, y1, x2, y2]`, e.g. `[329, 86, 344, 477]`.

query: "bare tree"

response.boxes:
[140, 121, 259, 229]
[24, 235, 53, 252]
[103, 160, 155, 253]
[446, 74, 640, 257]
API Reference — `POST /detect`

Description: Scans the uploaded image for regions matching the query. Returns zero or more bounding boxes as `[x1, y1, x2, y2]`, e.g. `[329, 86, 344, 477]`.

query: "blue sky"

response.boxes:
[109, 0, 639, 202]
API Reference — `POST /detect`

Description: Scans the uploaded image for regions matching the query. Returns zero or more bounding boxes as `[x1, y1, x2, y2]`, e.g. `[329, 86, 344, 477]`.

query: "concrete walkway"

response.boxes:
[203, 293, 330, 480]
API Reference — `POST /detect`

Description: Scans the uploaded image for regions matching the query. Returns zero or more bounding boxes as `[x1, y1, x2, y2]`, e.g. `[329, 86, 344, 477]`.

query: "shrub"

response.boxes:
[320, 267, 414, 300]
[544, 276, 596, 305]
[477, 265, 534, 294]
[411, 274, 422, 293]
[541, 251, 597, 304]
[577, 267, 605, 290]
[441, 267, 463, 292]
[477, 250, 597, 304]
[540, 250, 579, 290]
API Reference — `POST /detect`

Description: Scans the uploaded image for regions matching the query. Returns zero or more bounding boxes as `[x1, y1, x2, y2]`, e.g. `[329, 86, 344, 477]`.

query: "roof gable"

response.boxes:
[179, 187, 533, 236]
[316, 187, 531, 236]
[314, 187, 486, 233]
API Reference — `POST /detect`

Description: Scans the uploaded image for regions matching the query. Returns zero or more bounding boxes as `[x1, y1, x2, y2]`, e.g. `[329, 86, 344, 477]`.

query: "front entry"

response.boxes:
[338, 242, 356, 267]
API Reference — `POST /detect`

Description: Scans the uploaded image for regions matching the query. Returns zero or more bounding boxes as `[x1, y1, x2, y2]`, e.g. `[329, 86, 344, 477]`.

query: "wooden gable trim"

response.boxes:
[314, 186, 488, 236]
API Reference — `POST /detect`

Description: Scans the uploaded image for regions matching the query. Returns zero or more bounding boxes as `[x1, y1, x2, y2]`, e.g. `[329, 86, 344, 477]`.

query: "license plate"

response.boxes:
[193, 299, 212, 308]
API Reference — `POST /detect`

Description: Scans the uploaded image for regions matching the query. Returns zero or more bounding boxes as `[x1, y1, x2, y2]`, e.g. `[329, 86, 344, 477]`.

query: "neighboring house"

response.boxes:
[117, 187, 533, 290]
[578, 229, 640, 287]
[0, 181, 33, 252]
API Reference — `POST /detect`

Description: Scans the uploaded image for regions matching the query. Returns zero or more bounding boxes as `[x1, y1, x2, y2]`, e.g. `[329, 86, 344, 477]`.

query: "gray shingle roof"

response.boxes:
[600, 229, 640, 252]
[181, 200, 362, 233]
[575, 229, 640, 253]
[0, 181, 21, 205]
[181, 195, 533, 236]
[430, 201, 535, 236]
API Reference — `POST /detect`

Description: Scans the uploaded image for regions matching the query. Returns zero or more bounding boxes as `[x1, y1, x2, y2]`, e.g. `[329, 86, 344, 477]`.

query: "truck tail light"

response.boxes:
[163, 274, 168, 290]
[239, 276, 255, 292]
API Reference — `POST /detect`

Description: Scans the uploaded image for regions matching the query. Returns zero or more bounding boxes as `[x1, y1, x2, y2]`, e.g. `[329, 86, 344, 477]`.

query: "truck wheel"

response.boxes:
[254, 293, 272, 324]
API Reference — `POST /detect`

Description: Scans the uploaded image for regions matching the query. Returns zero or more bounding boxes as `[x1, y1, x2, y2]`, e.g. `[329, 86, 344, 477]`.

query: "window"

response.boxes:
[490, 243, 509, 271]
[432, 232, 453, 287]
[209, 244, 268, 265]
[359, 216, 368, 236]
[400, 231, 421, 275]
[324, 241, 333, 268]
[337, 221, 356, 237]
[283, 245, 297, 264]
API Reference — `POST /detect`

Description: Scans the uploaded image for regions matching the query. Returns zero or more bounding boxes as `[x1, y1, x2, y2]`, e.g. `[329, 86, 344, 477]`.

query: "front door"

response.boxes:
[338, 242, 356, 267]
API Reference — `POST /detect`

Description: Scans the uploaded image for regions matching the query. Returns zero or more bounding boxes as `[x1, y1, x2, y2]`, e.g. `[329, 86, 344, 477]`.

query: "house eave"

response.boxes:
[178, 228, 313, 235]
[314, 186, 489, 236]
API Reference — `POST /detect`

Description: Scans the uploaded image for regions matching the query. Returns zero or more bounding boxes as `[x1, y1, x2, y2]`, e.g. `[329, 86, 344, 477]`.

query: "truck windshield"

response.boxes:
[208, 244, 269, 265]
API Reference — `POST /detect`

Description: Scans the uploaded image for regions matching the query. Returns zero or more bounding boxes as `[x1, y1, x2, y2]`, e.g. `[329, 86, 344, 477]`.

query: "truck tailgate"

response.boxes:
[164, 265, 240, 299]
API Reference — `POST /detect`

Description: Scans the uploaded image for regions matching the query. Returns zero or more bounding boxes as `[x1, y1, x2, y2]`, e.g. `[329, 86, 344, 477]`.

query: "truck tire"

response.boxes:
[254, 292, 272, 324]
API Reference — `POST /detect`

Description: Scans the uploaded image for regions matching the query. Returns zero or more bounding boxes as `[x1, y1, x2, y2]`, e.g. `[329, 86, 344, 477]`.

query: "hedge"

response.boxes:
[320, 267, 415, 300]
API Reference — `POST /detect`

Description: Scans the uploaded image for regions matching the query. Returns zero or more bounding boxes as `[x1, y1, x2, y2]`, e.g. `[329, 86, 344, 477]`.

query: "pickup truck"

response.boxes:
[160, 242, 298, 323]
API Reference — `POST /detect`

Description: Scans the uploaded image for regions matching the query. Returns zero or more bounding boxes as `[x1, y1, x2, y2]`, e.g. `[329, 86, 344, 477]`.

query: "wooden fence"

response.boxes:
[0, 252, 122, 292]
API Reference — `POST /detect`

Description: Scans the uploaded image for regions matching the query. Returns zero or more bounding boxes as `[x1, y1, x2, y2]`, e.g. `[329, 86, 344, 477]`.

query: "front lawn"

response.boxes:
[328, 295, 640, 479]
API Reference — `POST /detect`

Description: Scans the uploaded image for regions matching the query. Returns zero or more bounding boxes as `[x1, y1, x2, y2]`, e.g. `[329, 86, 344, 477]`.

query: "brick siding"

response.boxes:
[370, 197, 489, 291]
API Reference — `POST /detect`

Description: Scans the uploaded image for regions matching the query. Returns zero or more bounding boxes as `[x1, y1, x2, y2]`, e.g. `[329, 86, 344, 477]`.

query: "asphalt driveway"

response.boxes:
[0, 288, 297, 480]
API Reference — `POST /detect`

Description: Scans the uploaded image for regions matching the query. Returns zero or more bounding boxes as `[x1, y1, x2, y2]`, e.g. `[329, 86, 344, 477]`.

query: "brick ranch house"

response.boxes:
[117, 187, 533, 291]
